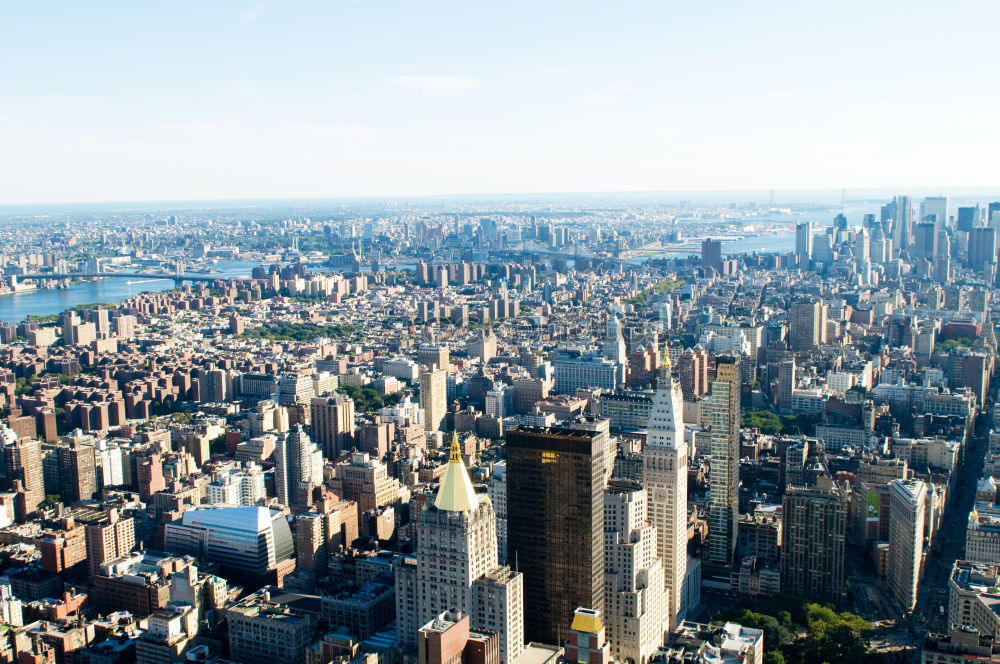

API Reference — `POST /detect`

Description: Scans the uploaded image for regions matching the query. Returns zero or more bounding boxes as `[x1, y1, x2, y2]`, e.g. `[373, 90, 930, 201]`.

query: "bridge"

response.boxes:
[16, 272, 242, 283]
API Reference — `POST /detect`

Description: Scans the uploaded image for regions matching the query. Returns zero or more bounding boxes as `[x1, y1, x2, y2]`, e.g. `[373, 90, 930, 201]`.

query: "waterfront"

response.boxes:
[0, 260, 260, 323]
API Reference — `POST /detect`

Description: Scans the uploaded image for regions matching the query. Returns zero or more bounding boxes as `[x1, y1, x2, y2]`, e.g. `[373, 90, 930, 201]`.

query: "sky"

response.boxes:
[2, 1, 999, 204]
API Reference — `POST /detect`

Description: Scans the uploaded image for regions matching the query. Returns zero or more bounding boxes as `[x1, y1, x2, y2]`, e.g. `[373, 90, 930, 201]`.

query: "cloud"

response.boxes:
[241, 1, 272, 23]
[389, 75, 479, 95]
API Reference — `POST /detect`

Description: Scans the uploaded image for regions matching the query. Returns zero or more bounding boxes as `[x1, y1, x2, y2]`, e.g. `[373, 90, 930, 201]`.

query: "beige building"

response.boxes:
[888, 479, 928, 612]
[420, 367, 448, 433]
[311, 394, 356, 458]
[397, 434, 523, 664]
[643, 357, 687, 630]
[603, 481, 666, 664]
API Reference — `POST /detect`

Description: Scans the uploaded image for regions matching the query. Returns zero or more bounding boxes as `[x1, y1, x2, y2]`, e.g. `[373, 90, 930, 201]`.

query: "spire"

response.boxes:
[434, 431, 479, 512]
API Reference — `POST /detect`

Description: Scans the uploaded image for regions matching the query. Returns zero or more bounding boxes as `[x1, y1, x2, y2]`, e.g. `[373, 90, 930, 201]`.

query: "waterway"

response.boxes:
[0, 260, 261, 323]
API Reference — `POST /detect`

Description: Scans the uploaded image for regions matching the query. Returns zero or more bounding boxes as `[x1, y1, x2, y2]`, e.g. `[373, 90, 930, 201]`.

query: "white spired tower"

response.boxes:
[643, 354, 688, 631]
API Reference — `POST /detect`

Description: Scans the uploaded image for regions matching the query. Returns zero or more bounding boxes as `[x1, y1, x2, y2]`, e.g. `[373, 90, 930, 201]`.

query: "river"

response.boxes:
[0, 260, 261, 323]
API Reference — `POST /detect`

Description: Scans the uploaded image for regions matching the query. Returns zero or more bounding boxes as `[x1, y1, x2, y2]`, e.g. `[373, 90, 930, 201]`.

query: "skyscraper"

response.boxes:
[795, 222, 813, 264]
[506, 425, 605, 644]
[603, 315, 627, 386]
[707, 357, 740, 565]
[788, 300, 823, 351]
[957, 206, 981, 232]
[273, 426, 323, 512]
[310, 394, 356, 459]
[888, 479, 927, 613]
[644, 355, 687, 630]
[780, 476, 848, 602]
[603, 480, 667, 664]
[398, 433, 524, 664]
[420, 367, 447, 432]
[920, 196, 948, 227]
[700, 239, 722, 272]
[969, 227, 998, 274]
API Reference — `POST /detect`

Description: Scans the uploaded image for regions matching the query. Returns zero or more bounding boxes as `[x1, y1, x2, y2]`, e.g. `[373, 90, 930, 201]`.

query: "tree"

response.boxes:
[764, 652, 786, 664]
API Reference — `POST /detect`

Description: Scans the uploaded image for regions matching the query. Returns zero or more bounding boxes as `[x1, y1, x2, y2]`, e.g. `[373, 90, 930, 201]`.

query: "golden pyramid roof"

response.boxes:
[434, 431, 479, 512]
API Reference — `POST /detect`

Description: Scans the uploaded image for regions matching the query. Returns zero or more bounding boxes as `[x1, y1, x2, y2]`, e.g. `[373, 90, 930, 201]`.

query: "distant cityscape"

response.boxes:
[0, 192, 997, 664]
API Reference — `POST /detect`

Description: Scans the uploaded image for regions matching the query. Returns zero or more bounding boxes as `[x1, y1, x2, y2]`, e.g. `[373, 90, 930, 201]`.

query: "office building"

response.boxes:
[644, 355, 687, 629]
[554, 350, 622, 395]
[780, 476, 848, 602]
[163, 506, 294, 578]
[506, 425, 605, 644]
[398, 433, 523, 664]
[795, 222, 813, 263]
[707, 357, 740, 565]
[603, 481, 666, 664]
[310, 394, 356, 458]
[888, 479, 927, 612]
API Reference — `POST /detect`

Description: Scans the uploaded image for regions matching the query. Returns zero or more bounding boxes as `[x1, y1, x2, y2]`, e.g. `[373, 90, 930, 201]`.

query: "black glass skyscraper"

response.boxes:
[506, 426, 605, 645]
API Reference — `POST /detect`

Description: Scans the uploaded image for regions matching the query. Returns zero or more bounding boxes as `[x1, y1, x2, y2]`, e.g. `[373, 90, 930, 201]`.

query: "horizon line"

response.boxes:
[4, 184, 1000, 210]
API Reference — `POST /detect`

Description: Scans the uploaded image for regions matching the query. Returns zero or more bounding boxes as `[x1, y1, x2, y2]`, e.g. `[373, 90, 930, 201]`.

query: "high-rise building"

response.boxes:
[969, 227, 998, 273]
[777, 359, 796, 411]
[676, 349, 708, 401]
[701, 239, 722, 272]
[420, 367, 448, 432]
[888, 479, 927, 613]
[58, 437, 98, 503]
[85, 508, 136, 577]
[913, 222, 937, 260]
[888, 195, 914, 250]
[788, 300, 823, 351]
[603, 315, 628, 385]
[273, 426, 324, 512]
[417, 343, 450, 372]
[921, 196, 948, 227]
[506, 425, 605, 644]
[2, 436, 45, 520]
[958, 206, 981, 232]
[707, 357, 740, 565]
[398, 434, 524, 664]
[310, 394, 355, 459]
[644, 356, 687, 630]
[603, 480, 666, 664]
[780, 476, 848, 602]
[795, 222, 813, 264]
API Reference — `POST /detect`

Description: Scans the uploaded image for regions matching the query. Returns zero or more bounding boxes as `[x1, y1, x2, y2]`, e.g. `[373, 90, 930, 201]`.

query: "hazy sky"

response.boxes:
[2, 1, 998, 204]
